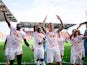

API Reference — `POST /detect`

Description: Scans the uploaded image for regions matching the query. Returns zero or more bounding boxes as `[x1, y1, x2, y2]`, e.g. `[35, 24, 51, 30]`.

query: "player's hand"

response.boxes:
[2, 5, 7, 12]
[79, 23, 83, 26]
[56, 15, 61, 19]
[29, 46, 34, 51]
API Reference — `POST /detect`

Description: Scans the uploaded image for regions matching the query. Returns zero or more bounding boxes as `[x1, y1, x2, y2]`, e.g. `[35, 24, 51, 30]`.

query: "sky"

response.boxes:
[2, 0, 87, 23]
[0, 0, 87, 35]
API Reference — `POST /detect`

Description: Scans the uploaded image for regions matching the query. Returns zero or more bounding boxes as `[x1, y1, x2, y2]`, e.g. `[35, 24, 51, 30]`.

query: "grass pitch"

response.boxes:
[0, 41, 87, 65]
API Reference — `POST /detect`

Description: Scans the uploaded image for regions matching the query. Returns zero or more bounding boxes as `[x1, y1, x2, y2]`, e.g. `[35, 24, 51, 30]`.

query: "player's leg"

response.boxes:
[71, 64, 74, 65]
[8, 54, 15, 65]
[70, 48, 76, 65]
[34, 49, 40, 65]
[76, 52, 83, 65]
[17, 54, 22, 65]
[9, 60, 14, 65]
[55, 49, 62, 65]
[6, 60, 10, 65]
[39, 49, 46, 65]
[5, 55, 10, 65]
[7, 55, 15, 65]
[47, 49, 53, 65]
[60, 50, 64, 59]
[49, 63, 52, 65]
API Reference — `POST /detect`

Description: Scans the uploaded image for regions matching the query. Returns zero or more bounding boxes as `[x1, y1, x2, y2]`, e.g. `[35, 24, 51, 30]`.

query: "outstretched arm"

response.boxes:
[56, 15, 64, 33]
[4, 39, 7, 50]
[76, 23, 83, 29]
[23, 39, 30, 47]
[77, 21, 87, 29]
[2, 5, 11, 28]
[23, 39, 33, 50]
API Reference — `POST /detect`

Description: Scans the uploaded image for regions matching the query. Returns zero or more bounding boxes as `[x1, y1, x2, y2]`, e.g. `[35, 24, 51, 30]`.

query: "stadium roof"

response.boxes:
[20, 22, 76, 29]
[0, 0, 17, 22]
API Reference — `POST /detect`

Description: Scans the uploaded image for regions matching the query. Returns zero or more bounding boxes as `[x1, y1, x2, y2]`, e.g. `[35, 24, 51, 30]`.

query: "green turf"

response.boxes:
[0, 41, 87, 65]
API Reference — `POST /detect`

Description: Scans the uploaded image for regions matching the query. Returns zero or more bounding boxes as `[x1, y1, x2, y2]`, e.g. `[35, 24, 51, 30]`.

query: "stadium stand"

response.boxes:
[0, 0, 17, 22]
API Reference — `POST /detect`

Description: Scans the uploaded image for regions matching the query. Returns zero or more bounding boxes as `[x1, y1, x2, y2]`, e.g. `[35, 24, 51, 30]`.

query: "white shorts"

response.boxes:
[34, 48, 44, 62]
[5, 48, 14, 56]
[5, 47, 23, 60]
[5, 54, 15, 60]
[70, 49, 82, 64]
[60, 50, 64, 56]
[47, 48, 61, 63]
[5, 49, 15, 60]
[14, 47, 23, 55]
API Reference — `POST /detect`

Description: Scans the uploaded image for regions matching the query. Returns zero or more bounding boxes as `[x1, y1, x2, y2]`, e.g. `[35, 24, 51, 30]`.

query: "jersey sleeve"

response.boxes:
[10, 26, 16, 35]
[21, 31, 26, 39]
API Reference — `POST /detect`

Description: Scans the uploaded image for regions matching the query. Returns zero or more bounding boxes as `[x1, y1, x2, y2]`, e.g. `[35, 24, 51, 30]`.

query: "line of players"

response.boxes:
[33, 16, 87, 65]
[2, 6, 87, 65]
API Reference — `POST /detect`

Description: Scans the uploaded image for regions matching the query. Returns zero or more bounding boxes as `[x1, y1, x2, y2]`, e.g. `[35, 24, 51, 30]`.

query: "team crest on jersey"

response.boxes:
[14, 31, 19, 37]
[49, 34, 55, 38]
[38, 34, 42, 39]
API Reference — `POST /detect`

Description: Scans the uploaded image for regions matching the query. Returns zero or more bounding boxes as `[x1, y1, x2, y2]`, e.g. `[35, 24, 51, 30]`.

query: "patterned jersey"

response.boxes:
[33, 32, 45, 49]
[71, 35, 83, 53]
[57, 36, 65, 50]
[46, 31, 59, 49]
[10, 26, 26, 49]
[5, 35, 14, 55]
[5, 35, 14, 49]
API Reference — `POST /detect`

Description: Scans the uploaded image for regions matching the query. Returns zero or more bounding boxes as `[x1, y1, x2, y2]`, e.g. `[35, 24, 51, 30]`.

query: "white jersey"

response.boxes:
[5, 35, 15, 56]
[71, 35, 83, 55]
[70, 35, 84, 64]
[10, 26, 26, 49]
[46, 31, 59, 49]
[57, 36, 65, 50]
[5, 35, 14, 49]
[33, 32, 45, 49]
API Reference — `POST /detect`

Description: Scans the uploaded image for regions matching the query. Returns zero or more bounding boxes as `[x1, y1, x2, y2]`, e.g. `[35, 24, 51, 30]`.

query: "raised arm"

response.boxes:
[81, 21, 87, 24]
[56, 15, 64, 33]
[34, 24, 38, 32]
[41, 26, 47, 33]
[2, 5, 11, 28]
[42, 16, 47, 26]
[70, 31, 75, 39]
[77, 21, 87, 29]
[41, 16, 48, 33]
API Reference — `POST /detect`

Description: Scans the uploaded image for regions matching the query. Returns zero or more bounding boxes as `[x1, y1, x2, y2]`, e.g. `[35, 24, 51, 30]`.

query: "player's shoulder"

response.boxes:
[6, 34, 11, 39]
